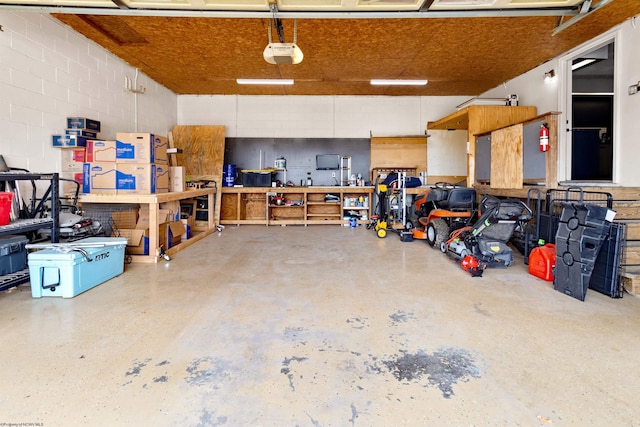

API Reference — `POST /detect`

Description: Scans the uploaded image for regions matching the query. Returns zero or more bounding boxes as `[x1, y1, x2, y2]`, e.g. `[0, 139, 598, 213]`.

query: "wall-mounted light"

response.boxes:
[544, 70, 556, 83]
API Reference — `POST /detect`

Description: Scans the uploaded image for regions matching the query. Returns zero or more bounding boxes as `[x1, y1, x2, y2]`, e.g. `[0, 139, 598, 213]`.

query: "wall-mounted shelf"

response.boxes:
[0, 172, 60, 291]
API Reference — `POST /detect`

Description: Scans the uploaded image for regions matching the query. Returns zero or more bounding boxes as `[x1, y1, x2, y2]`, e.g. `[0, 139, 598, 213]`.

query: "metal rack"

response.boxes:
[340, 156, 351, 186]
[0, 172, 60, 292]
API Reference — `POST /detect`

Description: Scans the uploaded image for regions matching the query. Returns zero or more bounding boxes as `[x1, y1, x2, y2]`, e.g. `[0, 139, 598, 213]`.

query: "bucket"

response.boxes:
[275, 158, 286, 169]
[0, 192, 13, 226]
[223, 164, 236, 187]
[529, 243, 556, 282]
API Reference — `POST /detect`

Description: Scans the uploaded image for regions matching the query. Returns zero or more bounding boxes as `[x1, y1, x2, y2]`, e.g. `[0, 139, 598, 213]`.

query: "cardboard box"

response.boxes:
[117, 229, 149, 255]
[66, 128, 98, 138]
[115, 163, 169, 195]
[67, 117, 101, 132]
[82, 162, 117, 194]
[159, 200, 181, 221]
[166, 220, 185, 248]
[111, 211, 148, 255]
[60, 172, 83, 196]
[115, 133, 168, 164]
[170, 166, 185, 192]
[115, 223, 182, 254]
[53, 134, 89, 148]
[111, 210, 138, 230]
[61, 149, 86, 172]
[136, 206, 172, 230]
[86, 140, 116, 162]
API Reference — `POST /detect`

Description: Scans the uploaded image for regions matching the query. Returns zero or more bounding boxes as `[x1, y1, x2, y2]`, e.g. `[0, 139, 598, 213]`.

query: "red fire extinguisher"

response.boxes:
[539, 123, 549, 152]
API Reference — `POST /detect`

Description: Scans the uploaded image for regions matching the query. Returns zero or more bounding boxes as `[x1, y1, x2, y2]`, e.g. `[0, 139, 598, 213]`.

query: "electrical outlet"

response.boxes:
[331, 172, 336, 177]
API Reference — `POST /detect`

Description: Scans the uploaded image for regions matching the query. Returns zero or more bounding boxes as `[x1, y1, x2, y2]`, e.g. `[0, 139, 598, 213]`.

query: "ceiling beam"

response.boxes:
[109, 0, 130, 10]
[553, 0, 614, 35]
[0, 4, 578, 19]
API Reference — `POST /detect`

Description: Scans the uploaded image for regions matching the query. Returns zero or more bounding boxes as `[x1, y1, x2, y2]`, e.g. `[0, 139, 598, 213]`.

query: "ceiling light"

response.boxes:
[370, 79, 428, 86]
[571, 58, 596, 71]
[237, 79, 294, 85]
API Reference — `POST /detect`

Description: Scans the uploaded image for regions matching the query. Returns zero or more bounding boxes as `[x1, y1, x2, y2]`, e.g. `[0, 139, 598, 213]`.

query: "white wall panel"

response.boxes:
[616, 18, 640, 186]
[0, 11, 177, 174]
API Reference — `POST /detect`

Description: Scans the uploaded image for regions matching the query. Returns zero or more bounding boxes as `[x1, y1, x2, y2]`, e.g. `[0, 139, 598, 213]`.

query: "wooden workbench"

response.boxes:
[79, 188, 216, 263]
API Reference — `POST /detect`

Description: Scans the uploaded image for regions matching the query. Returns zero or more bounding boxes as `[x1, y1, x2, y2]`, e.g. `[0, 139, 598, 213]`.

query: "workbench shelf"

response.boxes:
[221, 187, 373, 226]
[79, 187, 216, 263]
[0, 171, 60, 291]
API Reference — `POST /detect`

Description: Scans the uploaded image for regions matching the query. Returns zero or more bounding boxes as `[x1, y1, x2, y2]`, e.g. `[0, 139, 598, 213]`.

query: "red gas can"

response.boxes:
[528, 243, 556, 282]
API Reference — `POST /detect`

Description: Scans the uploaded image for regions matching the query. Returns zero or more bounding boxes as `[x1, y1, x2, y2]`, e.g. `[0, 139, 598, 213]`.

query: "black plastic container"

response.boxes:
[0, 235, 28, 275]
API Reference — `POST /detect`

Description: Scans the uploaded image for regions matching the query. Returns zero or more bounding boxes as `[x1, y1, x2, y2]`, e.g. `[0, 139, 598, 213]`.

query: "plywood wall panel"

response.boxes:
[370, 136, 427, 176]
[171, 125, 226, 223]
[491, 124, 523, 189]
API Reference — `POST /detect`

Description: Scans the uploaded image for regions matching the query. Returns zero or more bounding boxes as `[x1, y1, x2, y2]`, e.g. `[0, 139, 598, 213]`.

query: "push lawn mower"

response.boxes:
[441, 195, 533, 276]
[412, 182, 477, 246]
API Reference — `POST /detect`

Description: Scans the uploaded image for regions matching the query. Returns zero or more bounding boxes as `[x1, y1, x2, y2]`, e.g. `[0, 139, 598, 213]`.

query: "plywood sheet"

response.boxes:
[171, 125, 225, 223]
[370, 136, 427, 178]
[491, 124, 523, 189]
[220, 193, 238, 220]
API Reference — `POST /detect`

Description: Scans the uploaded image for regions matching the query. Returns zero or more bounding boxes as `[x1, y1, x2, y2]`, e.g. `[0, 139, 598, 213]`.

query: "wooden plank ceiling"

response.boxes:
[45, 0, 640, 96]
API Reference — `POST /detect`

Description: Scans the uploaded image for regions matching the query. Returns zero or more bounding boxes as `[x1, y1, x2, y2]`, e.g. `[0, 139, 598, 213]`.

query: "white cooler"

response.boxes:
[28, 237, 127, 298]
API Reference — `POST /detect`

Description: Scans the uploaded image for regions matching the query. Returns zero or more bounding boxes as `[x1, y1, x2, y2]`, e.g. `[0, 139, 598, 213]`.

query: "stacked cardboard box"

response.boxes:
[111, 203, 186, 255]
[82, 133, 170, 194]
[53, 117, 102, 148]
[54, 117, 103, 194]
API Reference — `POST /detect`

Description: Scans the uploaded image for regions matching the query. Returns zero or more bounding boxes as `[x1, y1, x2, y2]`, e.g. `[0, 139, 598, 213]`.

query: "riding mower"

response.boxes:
[441, 195, 533, 276]
[412, 182, 478, 247]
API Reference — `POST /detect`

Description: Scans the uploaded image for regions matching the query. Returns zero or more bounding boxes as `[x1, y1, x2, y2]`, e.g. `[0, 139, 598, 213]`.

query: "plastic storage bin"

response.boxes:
[0, 192, 13, 226]
[241, 171, 273, 187]
[0, 235, 28, 275]
[28, 237, 127, 298]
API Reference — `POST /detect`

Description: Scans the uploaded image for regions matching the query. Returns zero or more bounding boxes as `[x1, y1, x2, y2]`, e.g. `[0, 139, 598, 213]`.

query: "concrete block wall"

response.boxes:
[178, 94, 467, 139]
[0, 11, 177, 174]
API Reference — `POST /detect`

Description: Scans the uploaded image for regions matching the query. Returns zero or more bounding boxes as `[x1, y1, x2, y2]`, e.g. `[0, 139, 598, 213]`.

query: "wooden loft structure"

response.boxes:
[427, 105, 538, 188]
[428, 105, 640, 295]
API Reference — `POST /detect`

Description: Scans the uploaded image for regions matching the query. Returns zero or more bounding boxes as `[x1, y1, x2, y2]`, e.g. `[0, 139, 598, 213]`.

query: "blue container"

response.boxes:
[28, 237, 127, 298]
[349, 217, 357, 228]
[223, 164, 236, 187]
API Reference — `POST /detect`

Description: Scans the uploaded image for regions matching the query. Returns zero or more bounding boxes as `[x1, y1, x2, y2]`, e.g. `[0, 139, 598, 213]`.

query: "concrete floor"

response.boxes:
[1, 225, 639, 426]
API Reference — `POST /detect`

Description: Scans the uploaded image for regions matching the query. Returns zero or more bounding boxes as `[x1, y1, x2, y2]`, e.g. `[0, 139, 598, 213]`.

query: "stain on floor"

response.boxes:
[185, 356, 231, 388]
[125, 358, 151, 377]
[346, 316, 369, 329]
[389, 310, 415, 324]
[381, 347, 481, 398]
[281, 355, 309, 391]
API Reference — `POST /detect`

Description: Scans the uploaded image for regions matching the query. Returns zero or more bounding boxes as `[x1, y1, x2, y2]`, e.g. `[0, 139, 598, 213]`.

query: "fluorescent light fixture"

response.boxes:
[370, 79, 428, 86]
[571, 58, 596, 71]
[236, 79, 294, 85]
